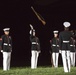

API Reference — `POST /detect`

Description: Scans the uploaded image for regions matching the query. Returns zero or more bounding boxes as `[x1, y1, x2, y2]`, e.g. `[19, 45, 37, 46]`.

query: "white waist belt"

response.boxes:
[4, 43, 8, 45]
[32, 42, 37, 44]
[70, 45, 73, 46]
[52, 44, 59, 47]
[63, 41, 69, 43]
[52, 44, 56, 46]
[70, 45, 75, 47]
[4, 43, 11, 46]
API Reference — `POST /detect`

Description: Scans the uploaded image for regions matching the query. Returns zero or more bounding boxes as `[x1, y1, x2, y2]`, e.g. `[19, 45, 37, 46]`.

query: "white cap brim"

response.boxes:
[53, 30, 58, 34]
[3, 28, 10, 31]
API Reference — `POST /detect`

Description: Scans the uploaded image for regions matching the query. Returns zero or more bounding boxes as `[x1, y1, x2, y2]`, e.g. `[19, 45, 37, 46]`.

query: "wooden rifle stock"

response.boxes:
[31, 6, 46, 25]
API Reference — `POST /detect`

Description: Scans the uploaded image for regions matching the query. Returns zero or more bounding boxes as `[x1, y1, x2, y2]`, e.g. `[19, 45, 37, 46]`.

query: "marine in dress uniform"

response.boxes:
[0, 28, 12, 71]
[70, 37, 76, 67]
[59, 22, 72, 73]
[50, 31, 59, 68]
[30, 24, 41, 69]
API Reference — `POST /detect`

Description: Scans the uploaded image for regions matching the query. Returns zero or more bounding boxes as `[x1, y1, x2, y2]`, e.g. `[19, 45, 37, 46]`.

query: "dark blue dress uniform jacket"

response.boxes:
[0, 35, 12, 52]
[59, 30, 72, 50]
[30, 30, 40, 51]
[51, 37, 59, 53]
[70, 38, 76, 52]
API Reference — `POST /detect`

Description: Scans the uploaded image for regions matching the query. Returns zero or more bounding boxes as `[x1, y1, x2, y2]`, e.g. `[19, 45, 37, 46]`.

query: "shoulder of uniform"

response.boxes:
[0, 35, 5, 40]
[59, 32, 62, 34]
[59, 31, 64, 34]
[52, 37, 54, 40]
[50, 40, 52, 42]
[9, 36, 11, 38]
[61, 31, 64, 33]
[57, 38, 59, 40]
[1, 35, 5, 38]
[36, 37, 39, 39]
[0, 38, 2, 41]
[51, 38, 54, 41]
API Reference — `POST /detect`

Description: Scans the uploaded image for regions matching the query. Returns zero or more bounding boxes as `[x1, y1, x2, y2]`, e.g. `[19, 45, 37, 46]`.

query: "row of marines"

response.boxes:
[0, 22, 75, 73]
[30, 22, 76, 73]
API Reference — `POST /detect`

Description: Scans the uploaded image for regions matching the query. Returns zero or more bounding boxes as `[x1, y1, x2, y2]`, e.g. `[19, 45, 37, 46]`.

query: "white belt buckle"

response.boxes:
[4, 43, 11, 46]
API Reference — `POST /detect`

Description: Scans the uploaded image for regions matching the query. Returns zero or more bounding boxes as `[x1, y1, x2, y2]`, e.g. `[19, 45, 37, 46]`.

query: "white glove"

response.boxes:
[1, 50, 3, 53]
[29, 30, 32, 34]
[30, 24, 33, 29]
[59, 50, 61, 54]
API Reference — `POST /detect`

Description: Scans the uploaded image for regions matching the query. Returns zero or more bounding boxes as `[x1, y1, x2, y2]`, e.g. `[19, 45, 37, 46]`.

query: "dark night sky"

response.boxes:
[0, 0, 76, 67]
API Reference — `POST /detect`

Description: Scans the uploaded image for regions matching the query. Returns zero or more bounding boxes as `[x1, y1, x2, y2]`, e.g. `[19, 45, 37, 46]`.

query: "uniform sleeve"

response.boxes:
[57, 38, 59, 46]
[51, 39, 53, 48]
[10, 36, 12, 51]
[30, 29, 35, 42]
[71, 31, 75, 38]
[0, 36, 4, 50]
[37, 38, 41, 51]
[49, 39, 53, 53]
[50, 40, 52, 44]
[30, 30, 33, 41]
[59, 33, 62, 50]
[30, 29, 34, 36]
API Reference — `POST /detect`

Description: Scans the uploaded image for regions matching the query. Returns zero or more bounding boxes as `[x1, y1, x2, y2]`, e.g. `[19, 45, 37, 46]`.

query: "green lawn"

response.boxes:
[0, 67, 76, 75]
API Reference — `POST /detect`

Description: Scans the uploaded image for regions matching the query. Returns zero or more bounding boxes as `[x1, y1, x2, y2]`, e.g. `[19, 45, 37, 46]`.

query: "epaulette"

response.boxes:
[0, 38, 2, 40]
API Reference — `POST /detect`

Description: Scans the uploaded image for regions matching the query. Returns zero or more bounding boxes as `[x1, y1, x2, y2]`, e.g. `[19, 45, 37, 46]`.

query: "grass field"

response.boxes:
[0, 67, 76, 75]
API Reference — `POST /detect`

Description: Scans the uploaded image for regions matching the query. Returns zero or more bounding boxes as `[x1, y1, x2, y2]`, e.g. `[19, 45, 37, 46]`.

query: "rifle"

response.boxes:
[31, 6, 46, 25]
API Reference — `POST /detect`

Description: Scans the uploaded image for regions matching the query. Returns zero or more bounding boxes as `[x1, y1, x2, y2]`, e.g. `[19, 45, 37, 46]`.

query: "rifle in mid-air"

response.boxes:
[31, 6, 46, 25]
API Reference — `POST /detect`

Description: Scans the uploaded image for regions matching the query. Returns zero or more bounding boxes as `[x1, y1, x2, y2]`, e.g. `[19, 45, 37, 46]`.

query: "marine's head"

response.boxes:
[3, 28, 10, 35]
[53, 30, 58, 37]
[63, 22, 71, 30]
